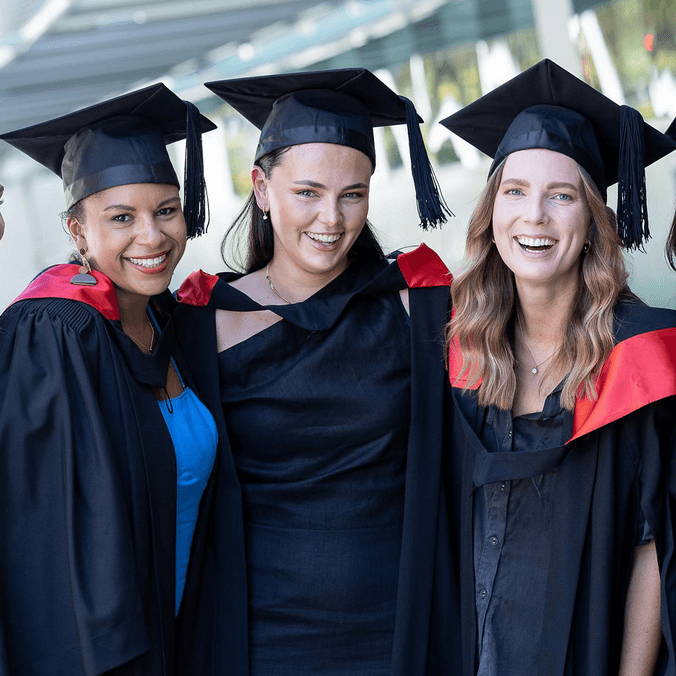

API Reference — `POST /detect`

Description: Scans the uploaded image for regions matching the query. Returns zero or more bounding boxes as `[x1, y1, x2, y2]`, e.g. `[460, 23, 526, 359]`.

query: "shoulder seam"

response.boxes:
[12, 297, 99, 333]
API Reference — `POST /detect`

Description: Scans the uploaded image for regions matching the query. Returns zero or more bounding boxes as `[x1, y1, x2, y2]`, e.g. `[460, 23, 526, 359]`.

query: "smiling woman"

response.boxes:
[439, 60, 676, 676]
[0, 85, 218, 676]
[173, 68, 457, 676]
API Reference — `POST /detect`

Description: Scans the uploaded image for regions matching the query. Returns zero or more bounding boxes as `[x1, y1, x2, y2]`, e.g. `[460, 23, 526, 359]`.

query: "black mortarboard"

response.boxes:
[440, 59, 676, 250]
[667, 117, 676, 143]
[205, 68, 451, 230]
[0, 83, 216, 238]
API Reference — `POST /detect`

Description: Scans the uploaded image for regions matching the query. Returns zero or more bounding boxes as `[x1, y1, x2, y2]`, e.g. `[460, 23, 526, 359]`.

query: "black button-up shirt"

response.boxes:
[471, 384, 650, 676]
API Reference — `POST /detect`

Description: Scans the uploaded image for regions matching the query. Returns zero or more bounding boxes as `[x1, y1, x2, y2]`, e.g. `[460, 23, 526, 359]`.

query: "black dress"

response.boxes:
[218, 263, 410, 675]
[0, 264, 215, 676]
[446, 299, 676, 676]
[174, 244, 462, 676]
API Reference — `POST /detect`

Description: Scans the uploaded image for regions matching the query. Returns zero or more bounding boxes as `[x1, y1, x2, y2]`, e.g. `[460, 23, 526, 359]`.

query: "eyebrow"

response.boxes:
[293, 180, 368, 191]
[103, 195, 181, 212]
[502, 178, 579, 191]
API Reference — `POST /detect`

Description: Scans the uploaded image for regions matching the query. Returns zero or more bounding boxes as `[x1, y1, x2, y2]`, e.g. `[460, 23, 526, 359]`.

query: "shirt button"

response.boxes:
[480, 589, 488, 599]
[508, 430, 512, 437]
[489, 535, 499, 546]
[499, 483, 506, 492]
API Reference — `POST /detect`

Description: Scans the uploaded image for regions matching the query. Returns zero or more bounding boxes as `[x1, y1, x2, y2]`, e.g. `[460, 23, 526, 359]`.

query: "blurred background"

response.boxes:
[0, 0, 675, 310]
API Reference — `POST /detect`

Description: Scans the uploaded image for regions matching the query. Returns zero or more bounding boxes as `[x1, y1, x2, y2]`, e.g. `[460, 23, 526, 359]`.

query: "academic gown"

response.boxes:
[446, 297, 676, 675]
[0, 264, 215, 676]
[173, 244, 462, 676]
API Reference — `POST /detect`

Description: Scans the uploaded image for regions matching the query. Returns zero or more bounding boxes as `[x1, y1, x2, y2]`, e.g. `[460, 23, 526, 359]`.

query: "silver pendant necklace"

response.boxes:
[516, 310, 557, 375]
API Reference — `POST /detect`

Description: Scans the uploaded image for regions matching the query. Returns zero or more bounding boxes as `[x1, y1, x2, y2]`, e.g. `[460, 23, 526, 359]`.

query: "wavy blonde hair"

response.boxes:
[446, 159, 631, 410]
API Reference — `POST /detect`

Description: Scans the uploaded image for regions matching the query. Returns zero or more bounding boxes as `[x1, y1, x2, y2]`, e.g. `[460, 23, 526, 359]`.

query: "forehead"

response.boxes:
[85, 182, 180, 206]
[276, 142, 373, 174]
[502, 148, 581, 185]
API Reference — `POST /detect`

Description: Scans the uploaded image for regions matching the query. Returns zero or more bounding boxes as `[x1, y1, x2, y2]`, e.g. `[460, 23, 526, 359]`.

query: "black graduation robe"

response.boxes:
[446, 298, 676, 675]
[0, 264, 214, 676]
[173, 244, 462, 675]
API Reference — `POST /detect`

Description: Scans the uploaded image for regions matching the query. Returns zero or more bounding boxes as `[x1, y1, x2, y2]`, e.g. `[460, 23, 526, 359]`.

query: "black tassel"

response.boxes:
[617, 105, 649, 250]
[401, 96, 453, 230]
[183, 101, 210, 239]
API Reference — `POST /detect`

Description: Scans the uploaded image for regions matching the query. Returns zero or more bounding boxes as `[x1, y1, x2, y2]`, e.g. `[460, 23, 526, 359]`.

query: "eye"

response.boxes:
[553, 193, 573, 202]
[297, 189, 317, 198]
[0, 199, 4, 206]
[505, 188, 523, 196]
[111, 213, 132, 223]
[343, 191, 365, 200]
[157, 206, 177, 216]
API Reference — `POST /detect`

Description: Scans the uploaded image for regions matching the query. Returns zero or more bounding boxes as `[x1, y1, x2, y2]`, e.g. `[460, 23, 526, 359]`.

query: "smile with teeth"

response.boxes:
[306, 232, 343, 244]
[127, 252, 169, 268]
[515, 236, 556, 252]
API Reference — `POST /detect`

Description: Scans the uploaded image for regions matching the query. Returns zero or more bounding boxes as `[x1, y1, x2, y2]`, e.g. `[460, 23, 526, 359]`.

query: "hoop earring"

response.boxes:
[583, 240, 591, 253]
[70, 247, 97, 286]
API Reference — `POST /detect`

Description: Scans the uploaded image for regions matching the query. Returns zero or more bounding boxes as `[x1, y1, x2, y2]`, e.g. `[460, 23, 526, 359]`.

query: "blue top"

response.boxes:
[217, 271, 411, 675]
[159, 385, 217, 615]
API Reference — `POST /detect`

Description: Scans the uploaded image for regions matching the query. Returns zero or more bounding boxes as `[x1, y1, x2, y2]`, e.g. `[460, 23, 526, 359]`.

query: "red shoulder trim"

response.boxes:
[397, 243, 452, 288]
[176, 270, 220, 307]
[11, 265, 120, 320]
[569, 327, 676, 442]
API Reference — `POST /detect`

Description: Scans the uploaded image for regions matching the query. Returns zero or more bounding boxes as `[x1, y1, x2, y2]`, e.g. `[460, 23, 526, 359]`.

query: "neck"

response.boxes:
[116, 290, 152, 333]
[266, 256, 349, 303]
[515, 276, 578, 347]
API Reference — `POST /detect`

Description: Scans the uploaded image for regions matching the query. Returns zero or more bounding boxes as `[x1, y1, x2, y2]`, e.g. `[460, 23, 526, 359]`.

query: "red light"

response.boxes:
[644, 34, 655, 51]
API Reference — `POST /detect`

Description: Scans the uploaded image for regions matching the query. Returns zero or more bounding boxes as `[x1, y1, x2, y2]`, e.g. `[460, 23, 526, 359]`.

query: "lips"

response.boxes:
[126, 252, 169, 269]
[305, 232, 343, 244]
[515, 235, 556, 253]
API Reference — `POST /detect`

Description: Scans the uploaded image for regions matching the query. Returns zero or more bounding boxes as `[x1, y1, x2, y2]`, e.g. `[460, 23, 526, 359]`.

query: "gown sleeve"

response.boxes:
[0, 299, 149, 676]
[657, 396, 676, 672]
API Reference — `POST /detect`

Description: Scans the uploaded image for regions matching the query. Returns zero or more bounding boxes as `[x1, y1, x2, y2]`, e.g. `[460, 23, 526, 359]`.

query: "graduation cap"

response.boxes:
[0, 83, 216, 238]
[440, 59, 676, 250]
[205, 68, 451, 230]
[667, 116, 676, 143]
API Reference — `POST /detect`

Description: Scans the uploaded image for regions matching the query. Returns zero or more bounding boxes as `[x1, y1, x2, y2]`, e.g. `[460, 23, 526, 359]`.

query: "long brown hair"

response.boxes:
[221, 146, 384, 273]
[446, 159, 631, 410]
[666, 207, 676, 271]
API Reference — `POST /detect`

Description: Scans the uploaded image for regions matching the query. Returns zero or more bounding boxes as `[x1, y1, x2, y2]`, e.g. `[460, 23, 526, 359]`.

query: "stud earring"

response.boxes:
[70, 247, 97, 286]
[262, 209, 268, 220]
[583, 240, 591, 253]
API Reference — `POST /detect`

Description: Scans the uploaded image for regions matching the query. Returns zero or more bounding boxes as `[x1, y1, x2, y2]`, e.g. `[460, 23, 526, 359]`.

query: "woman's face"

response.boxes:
[253, 143, 371, 279]
[492, 148, 590, 293]
[0, 184, 5, 241]
[68, 183, 186, 306]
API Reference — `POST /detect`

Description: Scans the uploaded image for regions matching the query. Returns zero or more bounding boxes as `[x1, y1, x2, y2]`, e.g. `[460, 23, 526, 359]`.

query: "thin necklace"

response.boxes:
[127, 311, 156, 353]
[265, 263, 292, 304]
[516, 310, 557, 375]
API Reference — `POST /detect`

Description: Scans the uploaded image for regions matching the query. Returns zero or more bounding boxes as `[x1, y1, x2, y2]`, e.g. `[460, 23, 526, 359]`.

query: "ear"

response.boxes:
[66, 215, 87, 251]
[251, 165, 269, 211]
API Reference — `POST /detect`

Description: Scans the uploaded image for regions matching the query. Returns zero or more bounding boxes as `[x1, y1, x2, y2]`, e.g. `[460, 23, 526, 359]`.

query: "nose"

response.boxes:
[318, 197, 341, 228]
[523, 195, 549, 225]
[136, 212, 164, 247]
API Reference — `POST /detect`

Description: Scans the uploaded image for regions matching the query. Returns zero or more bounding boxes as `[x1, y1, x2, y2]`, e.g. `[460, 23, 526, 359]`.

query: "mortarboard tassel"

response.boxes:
[401, 96, 453, 230]
[616, 105, 649, 250]
[183, 101, 210, 239]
